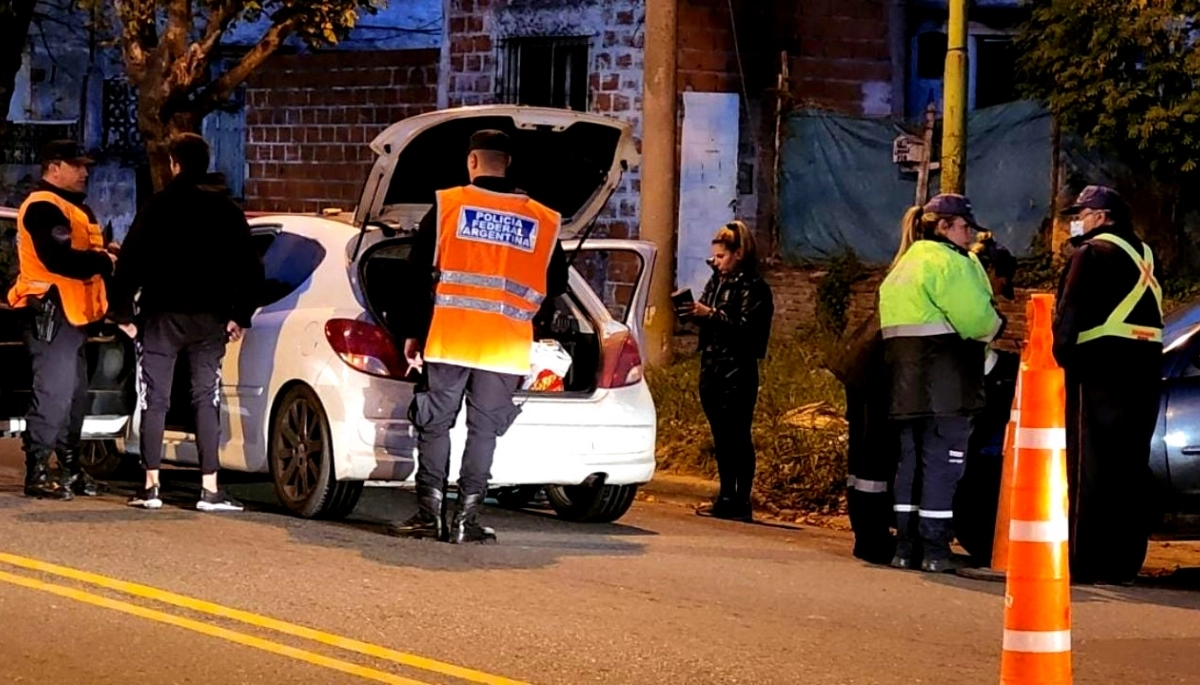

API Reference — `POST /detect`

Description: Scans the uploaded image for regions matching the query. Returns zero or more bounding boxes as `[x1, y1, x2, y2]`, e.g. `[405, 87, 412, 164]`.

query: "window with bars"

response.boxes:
[497, 36, 590, 112]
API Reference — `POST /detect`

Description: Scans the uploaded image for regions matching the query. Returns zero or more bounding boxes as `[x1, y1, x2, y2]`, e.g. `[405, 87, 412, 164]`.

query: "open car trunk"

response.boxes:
[348, 106, 650, 396]
[359, 239, 603, 395]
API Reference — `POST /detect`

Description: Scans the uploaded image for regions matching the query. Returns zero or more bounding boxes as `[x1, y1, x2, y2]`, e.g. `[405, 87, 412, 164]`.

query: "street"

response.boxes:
[1, 440, 1198, 685]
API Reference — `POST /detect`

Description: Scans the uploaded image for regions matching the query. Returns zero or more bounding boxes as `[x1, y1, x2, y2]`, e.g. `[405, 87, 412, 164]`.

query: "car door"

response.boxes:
[561, 238, 658, 351]
[1160, 328, 1200, 507]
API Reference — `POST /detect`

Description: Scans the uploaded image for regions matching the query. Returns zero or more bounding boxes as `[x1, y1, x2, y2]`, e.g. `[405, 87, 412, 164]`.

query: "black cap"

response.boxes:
[924, 193, 985, 230]
[1062, 185, 1127, 216]
[41, 140, 94, 166]
[467, 129, 512, 156]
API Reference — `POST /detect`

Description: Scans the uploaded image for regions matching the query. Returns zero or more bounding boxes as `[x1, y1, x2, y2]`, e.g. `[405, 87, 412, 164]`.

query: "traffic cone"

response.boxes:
[1000, 293, 1072, 685]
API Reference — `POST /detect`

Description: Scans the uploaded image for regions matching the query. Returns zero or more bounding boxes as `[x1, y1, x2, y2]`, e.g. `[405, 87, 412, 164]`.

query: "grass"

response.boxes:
[648, 329, 849, 516]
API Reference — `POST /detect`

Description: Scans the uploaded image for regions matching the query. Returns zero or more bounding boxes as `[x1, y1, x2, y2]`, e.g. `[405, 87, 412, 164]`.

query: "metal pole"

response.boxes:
[640, 0, 678, 366]
[940, 0, 968, 194]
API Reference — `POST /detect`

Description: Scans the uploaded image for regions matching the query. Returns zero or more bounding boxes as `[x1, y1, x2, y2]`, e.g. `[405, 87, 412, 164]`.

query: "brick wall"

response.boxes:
[789, 0, 893, 117]
[766, 266, 1036, 353]
[243, 49, 439, 213]
[677, 0, 740, 94]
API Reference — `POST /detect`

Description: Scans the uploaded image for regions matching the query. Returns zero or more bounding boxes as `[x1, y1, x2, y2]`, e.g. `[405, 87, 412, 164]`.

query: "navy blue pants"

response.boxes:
[893, 415, 973, 562]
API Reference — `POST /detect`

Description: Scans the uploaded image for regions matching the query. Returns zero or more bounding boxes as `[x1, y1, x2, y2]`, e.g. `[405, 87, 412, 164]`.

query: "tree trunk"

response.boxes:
[0, 0, 38, 125]
[137, 90, 200, 192]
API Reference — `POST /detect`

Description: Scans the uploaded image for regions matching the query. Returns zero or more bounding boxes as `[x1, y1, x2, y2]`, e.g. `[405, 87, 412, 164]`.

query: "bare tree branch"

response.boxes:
[198, 13, 301, 114]
[186, 0, 239, 83]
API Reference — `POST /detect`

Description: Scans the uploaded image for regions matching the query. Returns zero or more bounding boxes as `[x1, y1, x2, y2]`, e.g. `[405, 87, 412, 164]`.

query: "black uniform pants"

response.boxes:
[411, 362, 522, 496]
[138, 312, 226, 474]
[699, 358, 759, 506]
[845, 385, 897, 551]
[1066, 371, 1160, 584]
[893, 415, 973, 562]
[21, 307, 89, 457]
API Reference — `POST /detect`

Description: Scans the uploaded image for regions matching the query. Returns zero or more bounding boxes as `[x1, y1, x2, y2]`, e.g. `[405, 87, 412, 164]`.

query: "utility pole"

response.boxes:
[940, 0, 968, 194]
[640, 0, 678, 366]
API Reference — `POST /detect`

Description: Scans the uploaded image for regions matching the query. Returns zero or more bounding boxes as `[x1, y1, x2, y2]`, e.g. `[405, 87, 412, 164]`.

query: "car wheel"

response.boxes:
[79, 439, 136, 479]
[491, 485, 544, 510]
[269, 384, 363, 520]
[545, 484, 638, 523]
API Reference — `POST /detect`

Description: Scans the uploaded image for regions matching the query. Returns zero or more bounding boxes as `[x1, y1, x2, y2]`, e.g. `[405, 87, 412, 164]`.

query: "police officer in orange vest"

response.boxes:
[388, 129, 568, 543]
[9, 141, 116, 499]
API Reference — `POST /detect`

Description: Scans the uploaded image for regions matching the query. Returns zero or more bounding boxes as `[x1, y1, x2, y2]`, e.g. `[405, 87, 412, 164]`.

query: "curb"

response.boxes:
[637, 473, 719, 509]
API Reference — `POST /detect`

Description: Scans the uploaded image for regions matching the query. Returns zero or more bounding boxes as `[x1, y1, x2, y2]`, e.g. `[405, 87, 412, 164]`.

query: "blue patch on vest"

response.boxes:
[457, 206, 538, 252]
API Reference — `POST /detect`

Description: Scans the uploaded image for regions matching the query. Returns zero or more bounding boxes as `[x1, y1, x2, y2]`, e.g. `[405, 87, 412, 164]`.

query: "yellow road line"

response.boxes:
[0, 569, 431, 685]
[0, 552, 529, 685]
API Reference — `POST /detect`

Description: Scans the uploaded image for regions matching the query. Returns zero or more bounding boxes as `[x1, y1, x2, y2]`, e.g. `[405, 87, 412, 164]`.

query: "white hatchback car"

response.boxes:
[0, 107, 658, 523]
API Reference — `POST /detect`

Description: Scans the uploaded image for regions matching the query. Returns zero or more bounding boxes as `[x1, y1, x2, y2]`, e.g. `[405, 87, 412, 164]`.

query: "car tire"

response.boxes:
[79, 439, 137, 479]
[545, 484, 637, 523]
[268, 384, 363, 520]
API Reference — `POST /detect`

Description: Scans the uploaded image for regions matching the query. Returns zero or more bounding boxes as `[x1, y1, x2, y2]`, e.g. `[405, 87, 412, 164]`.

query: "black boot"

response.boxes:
[58, 449, 100, 497]
[23, 449, 58, 498]
[386, 486, 445, 540]
[448, 492, 496, 544]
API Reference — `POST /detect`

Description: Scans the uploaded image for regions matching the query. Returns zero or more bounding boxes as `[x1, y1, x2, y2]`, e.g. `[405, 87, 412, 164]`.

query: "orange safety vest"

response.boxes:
[423, 185, 562, 376]
[8, 190, 108, 326]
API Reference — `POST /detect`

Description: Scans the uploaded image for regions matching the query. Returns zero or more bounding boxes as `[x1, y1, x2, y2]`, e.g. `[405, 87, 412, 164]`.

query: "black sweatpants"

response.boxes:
[699, 357, 760, 507]
[845, 384, 897, 554]
[893, 415, 973, 562]
[138, 312, 226, 474]
[21, 306, 89, 456]
[410, 362, 522, 496]
[1066, 371, 1161, 584]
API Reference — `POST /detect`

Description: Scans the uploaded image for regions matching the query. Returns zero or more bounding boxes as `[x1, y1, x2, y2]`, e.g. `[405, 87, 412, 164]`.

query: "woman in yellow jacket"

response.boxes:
[879, 194, 1004, 573]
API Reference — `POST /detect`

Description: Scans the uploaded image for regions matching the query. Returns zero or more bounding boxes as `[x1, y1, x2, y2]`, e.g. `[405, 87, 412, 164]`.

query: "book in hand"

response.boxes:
[671, 288, 695, 320]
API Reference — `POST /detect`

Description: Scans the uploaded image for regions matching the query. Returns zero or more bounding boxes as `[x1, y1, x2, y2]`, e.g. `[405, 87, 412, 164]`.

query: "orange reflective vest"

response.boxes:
[8, 190, 108, 326]
[423, 185, 562, 376]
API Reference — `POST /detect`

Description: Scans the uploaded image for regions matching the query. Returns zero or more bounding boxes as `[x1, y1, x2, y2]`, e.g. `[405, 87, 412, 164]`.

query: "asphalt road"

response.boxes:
[1, 439, 1199, 685]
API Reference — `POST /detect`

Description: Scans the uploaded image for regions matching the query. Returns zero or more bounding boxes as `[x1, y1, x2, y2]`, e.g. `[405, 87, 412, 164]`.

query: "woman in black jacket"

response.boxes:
[679, 221, 774, 521]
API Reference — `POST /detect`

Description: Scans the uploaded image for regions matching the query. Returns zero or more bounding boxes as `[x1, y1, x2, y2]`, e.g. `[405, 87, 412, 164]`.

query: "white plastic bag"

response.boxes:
[523, 340, 573, 391]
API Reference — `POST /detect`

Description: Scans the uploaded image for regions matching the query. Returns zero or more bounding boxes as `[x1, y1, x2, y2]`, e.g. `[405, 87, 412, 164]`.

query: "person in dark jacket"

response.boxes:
[879, 194, 1005, 573]
[1053, 185, 1163, 586]
[825, 304, 897, 564]
[111, 133, 264, 512]
[953, 234, 1020, 565]
[678, 220, 774, 522]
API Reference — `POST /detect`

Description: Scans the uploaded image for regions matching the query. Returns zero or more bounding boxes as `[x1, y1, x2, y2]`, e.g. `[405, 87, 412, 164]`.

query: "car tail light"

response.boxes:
[324, 319, 406, 378]
[598, 330, 644, 389]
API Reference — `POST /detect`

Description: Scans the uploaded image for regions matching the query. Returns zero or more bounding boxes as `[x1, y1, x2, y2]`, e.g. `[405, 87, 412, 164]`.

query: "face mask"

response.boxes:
[1069, 219, 1086, 237]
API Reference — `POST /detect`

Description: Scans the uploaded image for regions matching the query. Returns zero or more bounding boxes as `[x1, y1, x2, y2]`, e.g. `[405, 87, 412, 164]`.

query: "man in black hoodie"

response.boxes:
[111, 133, 264, 512]
[1053, 185, 1163, 586]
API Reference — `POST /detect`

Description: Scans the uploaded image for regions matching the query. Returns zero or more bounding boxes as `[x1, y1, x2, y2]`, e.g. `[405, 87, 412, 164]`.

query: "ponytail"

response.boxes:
[890, 206, 923, 271]
[890, 206, 958, 272]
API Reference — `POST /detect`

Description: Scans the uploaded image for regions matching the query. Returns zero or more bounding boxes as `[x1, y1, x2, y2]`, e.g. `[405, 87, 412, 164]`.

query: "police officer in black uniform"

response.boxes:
[1053, 185, 1163, 586]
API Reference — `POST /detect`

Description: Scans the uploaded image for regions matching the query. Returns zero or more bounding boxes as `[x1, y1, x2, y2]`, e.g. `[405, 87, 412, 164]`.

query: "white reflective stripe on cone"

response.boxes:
[894, 504, 919, 513]
[1014, 427, 1067, 451]
[919, 509, 954, 519]
[851, 478, 889, 494]
[1009, 518, 1070, 544]
[1002, 629, 1072, 653]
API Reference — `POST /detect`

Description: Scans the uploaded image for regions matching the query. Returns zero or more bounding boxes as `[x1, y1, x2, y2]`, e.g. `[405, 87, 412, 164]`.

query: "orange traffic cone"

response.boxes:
[1000, 293, 1072, 685]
